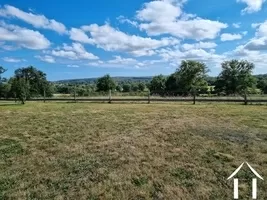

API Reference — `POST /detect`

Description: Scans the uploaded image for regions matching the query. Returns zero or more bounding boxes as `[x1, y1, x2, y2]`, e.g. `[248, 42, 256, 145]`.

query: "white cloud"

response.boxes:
[67, 64, 80, 68]
[51, 43, 99, 60]
[87, 57, 166, 69]
[243, 21, 267, 51]
[237, 0, 266, 14]
[0, 42, 19, 50]
[79, 24, 179, 56]
[229, 45, 267, 70]
[87, 60, 104, 66]
[244, 37, 267, 50]
[130, 49, 156, 57]
[69, 28, 94, 44]
[0, 5, 67, 34]
[233, 23, 241, 28]
[256, 21, 267, 37]
[2, 57, 25, 62]
[156, 47, 225, 69]
[182, 42, 217, 51]
[117, 16, 138, 27]
[227, 25, 267, 72]
[137, 0, 182, 23]
[108, 56, 137, 65]
[252, 23, 261, 28]
[221, 33, 242, 41]
[0, 22, 51, 50]
[136, 0, 227, 40]
[36, 55, 55, 63]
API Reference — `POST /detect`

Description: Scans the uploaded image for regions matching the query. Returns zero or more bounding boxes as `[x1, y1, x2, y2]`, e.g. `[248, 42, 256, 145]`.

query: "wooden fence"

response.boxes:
[1, 96, 267, 104]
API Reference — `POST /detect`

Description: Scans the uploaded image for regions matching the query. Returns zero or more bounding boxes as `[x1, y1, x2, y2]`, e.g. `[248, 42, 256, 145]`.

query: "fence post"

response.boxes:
[148, 91, 151, 104]
[244, 93, 248, 105]
[43, 88, 46, 103]
[74, 85, 77, 103]
[109, 89, 112, 103]
[193, 90, 196, 105]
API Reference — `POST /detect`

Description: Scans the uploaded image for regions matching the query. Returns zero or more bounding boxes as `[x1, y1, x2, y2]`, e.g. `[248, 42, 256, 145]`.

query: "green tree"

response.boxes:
[122, 84, 131, 92]
[131, 83, 139, 92]
[116, 85, 123, 92]
[14, 66, 51, 98]
[10, 77, 30, 104]
[0, 83, 11, 99]
[166, 60, 208, 95]
[138, 82, 146, 92]
[96, 75, 116, 92]
[215, 60, 255, 95]
[257, 77, 267, 94]
[149, 75, 166, 93]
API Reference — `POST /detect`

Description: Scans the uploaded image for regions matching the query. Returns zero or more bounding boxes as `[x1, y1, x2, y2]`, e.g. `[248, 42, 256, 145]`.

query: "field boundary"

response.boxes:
[1, 97, 267, 104]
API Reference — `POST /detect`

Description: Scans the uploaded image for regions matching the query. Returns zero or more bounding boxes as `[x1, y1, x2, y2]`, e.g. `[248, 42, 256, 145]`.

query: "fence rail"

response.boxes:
[1, 97, 267, 104]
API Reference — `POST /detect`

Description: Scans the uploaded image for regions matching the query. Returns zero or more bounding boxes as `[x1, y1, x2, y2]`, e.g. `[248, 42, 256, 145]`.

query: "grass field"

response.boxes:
[0, 103, 267, 199]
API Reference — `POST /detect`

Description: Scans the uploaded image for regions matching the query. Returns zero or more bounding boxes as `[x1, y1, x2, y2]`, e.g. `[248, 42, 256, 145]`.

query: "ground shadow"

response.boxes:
[0, 103, 23, 107]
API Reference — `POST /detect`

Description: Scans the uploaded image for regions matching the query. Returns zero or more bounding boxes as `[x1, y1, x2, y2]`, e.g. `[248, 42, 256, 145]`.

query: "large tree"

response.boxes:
[149, 75, 166, 93]
[215, 60, 255, 95]
[10, 77, 30, 104]
[166, 60, 208, 95]
[9, 66, 52, 103]
[257, 77, 267, 94]
[14, 66, 52, 98]
[96, 74, 116, 92]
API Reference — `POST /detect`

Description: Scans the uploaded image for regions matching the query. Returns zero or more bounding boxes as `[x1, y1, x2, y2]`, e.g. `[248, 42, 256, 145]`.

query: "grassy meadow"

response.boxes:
[0, 102, 267, 199]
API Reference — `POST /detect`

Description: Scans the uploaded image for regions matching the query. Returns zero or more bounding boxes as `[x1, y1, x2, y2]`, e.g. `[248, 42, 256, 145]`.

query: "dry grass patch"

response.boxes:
[0, 103, 267, 199]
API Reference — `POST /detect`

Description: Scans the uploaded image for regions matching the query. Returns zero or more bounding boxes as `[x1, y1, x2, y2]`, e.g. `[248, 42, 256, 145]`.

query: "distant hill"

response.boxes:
[54, 74, 267, 84]
[54, 76, 153, 84]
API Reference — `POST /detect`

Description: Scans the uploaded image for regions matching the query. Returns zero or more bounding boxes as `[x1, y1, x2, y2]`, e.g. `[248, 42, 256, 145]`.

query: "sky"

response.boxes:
[0, 0, 267, 81]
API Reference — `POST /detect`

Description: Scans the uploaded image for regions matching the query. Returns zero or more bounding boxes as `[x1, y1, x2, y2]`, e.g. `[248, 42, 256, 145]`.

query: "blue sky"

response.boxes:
[1, 0, 267, 81]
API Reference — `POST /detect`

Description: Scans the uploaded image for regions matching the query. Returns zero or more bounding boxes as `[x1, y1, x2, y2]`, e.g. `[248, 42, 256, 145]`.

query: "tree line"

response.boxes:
[0, 66, 53, 104]
[149, 60, 266, 96]
[1, 60, 267, 104]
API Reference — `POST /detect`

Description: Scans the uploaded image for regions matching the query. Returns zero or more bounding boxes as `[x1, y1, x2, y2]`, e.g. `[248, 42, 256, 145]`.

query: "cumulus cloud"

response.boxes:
[87, 57, 166, 69]
[237, 0, 266, 14]
[51, 43, 99, 60]
[221, 33, 242, 41]
[78, 24, 179, 56]
[256, 20, 267, 37]
[136, 0, 227, 40]
[0, 5, 67, 34]
[228, 45, 267, 70]
[244, 37, 267, 50]
[252, 23, 261, 29]
[36, 55, 55, 63]
[155, 46, 226, 69]
[0, 22, 50, 49]
[69, 28, 94, 44]
[227, 21, 267, 71]
[182, 42, 217, 51]
[2, 57, 25, 62]
[108, 56, 137, 65]
[243, 21, 267, 51]
[137, 0, 182, 23]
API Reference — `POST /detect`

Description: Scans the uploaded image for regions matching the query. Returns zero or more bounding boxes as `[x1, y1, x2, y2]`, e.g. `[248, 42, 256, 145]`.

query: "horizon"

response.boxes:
[1, 0, 267, 81]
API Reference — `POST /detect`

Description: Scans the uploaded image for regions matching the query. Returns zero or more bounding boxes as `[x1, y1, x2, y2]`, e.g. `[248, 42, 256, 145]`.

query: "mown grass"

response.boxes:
[0, 103, 267, 199]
